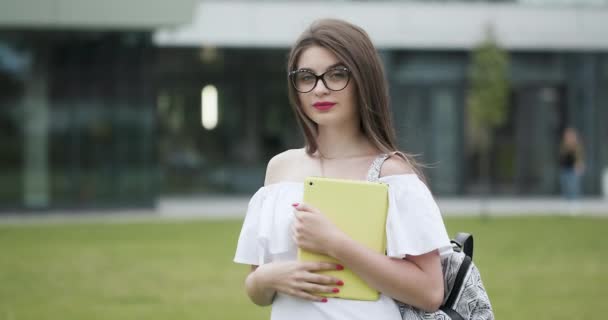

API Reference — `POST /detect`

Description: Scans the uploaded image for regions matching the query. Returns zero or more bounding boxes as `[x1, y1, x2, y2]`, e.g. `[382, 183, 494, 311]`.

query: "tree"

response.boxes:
[467, 25, 510, 199]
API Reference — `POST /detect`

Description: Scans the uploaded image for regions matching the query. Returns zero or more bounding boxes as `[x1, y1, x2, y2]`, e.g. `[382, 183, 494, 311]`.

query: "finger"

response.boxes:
[292, 220, 305, 241]
[293, 209, 315, 224]
[302, 283, 341, 295]
[282, 283, 326, 302]
[292, 290, 329, 303]
[303, 273, 344, 286]
[303, 261, 344, 272]
[292, 218, 300, 232]
[293, 210, 306, 221]
[292, 234, 299, 246]
[293, 202, 321, 214]
[292, 233, 302, 247]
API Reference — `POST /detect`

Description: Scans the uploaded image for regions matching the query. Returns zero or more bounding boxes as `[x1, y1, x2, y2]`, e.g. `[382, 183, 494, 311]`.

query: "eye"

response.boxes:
[327, 69, 348, 81]
[296, 72, 315, 83]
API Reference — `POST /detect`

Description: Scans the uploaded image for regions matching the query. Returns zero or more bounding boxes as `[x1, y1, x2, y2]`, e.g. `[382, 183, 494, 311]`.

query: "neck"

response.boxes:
[315, 121, 374, 159]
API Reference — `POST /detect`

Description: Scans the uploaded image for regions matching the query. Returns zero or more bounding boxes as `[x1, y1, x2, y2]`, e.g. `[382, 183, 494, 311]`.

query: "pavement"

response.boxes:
[0, 196, 606, 224]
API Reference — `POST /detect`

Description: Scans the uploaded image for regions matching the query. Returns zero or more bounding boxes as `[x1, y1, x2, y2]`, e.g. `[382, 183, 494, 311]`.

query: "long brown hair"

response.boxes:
[286, 18, 422, 176]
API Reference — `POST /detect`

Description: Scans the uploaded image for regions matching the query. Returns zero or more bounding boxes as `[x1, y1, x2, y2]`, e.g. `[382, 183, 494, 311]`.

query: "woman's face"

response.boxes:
[564, 128, 578, 146]
[294, 45, 358, 128]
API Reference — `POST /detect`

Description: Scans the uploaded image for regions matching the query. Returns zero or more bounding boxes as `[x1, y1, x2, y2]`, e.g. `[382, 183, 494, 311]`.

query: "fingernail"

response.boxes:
[336, 280, 344, 286]
[321, 298, 328, 303]
[292, 203, 299, 207]
[332, 288, 340, 293]
[336, 264, 344, 270]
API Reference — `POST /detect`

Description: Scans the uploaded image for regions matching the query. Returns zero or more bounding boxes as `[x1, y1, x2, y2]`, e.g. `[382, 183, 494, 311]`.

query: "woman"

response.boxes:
[234, 19, 452, 319]
[559, 127, 585, 200]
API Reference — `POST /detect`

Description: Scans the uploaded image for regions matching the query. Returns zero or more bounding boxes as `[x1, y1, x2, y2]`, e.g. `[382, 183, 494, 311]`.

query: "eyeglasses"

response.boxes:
[289, 67, 351, 93]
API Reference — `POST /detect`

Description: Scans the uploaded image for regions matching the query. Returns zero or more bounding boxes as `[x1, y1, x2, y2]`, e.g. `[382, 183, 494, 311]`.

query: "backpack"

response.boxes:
[397, 233, 494, 320]
[365, 155, 494, 319]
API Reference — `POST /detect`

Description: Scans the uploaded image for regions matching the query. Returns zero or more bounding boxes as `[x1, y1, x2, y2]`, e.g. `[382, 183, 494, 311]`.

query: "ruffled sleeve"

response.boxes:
[380, 174, 453, 258]
[233, 183, 302, 265]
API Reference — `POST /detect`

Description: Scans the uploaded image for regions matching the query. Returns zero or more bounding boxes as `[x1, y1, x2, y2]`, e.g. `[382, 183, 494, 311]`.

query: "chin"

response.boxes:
[310, 113, 352, 128]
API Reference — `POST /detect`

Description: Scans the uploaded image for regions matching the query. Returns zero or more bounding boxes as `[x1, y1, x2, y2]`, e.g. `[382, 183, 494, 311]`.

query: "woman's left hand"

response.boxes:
[292, 203, 346, 257]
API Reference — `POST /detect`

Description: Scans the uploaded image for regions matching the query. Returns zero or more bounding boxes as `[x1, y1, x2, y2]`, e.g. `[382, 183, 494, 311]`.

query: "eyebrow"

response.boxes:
[297, 62, 345, 74]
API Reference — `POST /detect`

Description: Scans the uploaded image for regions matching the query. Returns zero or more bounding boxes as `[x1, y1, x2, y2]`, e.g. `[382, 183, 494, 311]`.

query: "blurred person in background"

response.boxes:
[233, 19, 452, 320]
[559, 126, 585, 200]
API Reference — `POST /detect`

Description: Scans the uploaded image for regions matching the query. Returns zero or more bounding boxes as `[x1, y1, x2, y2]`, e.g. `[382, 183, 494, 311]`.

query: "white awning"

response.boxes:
[154, 1, 608, 50]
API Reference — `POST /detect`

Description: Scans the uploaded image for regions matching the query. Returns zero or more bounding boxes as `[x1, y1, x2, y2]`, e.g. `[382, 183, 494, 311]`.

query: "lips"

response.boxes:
[313, 101, 336, 111]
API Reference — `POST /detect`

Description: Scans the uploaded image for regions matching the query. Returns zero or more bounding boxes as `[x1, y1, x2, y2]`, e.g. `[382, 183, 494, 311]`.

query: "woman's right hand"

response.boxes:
[254, 261, 344, 302]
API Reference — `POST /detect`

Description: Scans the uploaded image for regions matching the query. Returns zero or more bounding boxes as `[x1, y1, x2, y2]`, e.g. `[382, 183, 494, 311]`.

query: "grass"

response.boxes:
[0, 216, 606, 320]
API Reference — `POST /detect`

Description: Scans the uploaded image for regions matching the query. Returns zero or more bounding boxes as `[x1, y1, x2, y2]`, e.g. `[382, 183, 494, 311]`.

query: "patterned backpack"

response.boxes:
[398, 233, 494, 320]
[366, 155, 493, 319]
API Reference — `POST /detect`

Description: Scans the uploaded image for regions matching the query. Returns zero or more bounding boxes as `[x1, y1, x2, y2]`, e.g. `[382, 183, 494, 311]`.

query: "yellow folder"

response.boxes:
[298, 176, 389, 301]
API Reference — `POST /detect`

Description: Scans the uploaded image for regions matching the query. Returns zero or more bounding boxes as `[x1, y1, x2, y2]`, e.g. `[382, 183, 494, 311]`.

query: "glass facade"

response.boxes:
[154, 48, 300, 195]
[0, 31, 158, 210]
[388, 50, 608, 196]
[389, 52, 468, 195]
[1, 30, 607, 211]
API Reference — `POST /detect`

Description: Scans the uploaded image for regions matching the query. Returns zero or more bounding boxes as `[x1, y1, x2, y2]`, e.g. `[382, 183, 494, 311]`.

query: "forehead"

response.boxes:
[297, 46, 342, 72]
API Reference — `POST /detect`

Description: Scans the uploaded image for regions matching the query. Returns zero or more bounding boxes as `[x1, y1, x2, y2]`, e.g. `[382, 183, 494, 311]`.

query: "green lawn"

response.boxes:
[0, 216, 606, 320]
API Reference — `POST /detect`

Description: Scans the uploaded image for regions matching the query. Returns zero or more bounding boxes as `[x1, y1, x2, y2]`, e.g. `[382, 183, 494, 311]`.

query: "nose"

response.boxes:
[312, 78, 330, 96]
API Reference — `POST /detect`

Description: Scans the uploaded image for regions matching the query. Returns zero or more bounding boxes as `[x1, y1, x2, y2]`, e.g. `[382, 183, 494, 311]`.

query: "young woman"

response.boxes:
[234, 19, 452, 320]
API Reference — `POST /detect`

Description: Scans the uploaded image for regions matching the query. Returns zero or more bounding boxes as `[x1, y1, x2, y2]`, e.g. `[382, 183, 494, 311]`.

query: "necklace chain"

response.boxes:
[319, 156, 324, 177]
[317, 152, 380, 178]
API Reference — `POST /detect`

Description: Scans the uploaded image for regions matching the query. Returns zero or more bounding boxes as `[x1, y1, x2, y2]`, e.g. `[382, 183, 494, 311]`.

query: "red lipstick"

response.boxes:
[313, 101, 336, 111]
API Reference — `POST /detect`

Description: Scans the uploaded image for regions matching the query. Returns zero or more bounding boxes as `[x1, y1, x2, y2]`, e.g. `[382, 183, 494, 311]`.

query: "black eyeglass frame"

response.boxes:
[288, 67, 351, 93]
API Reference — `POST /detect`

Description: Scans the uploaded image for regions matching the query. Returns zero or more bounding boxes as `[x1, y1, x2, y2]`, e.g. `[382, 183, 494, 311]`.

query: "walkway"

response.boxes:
[0, 196, 606, 224]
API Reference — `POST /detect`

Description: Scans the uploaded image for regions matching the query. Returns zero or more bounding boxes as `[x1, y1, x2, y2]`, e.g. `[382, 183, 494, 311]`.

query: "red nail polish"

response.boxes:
[336, 264, 344, 270]
[292, 203, 299, 207]
[336, 280, 344, 286]
[332, 288, 340, 293]
[321, 298, 328, 303]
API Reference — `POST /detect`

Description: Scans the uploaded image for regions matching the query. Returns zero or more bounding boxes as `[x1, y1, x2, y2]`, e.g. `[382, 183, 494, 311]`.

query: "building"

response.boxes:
[1, 0, 607, 211]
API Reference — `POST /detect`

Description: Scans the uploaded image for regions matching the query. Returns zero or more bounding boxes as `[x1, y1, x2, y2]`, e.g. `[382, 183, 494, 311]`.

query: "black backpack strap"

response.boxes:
[444, 255, 472, 310]
[452, 232, 474, 259]
[439, 233, 475, 319]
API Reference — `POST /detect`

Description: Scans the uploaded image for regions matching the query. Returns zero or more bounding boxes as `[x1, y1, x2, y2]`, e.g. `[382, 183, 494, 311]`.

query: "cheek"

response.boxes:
[298, 93, 308, 105]
[345, 85, 357, 105]
[341, 92, 360, 121]
[339, 88, 357, 110]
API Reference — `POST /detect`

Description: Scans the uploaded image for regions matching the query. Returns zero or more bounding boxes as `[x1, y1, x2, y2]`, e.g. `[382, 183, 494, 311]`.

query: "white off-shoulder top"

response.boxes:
[234, 174, 452, 320]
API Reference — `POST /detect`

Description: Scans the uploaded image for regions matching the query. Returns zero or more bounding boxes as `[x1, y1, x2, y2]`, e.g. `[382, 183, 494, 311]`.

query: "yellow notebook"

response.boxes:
[298, 176, 389, 301]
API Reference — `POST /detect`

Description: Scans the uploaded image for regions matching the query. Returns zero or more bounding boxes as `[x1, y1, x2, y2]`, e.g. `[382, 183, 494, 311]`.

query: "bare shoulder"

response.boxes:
[264, 148, 307, 185]
[379, 153, 415, 177]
